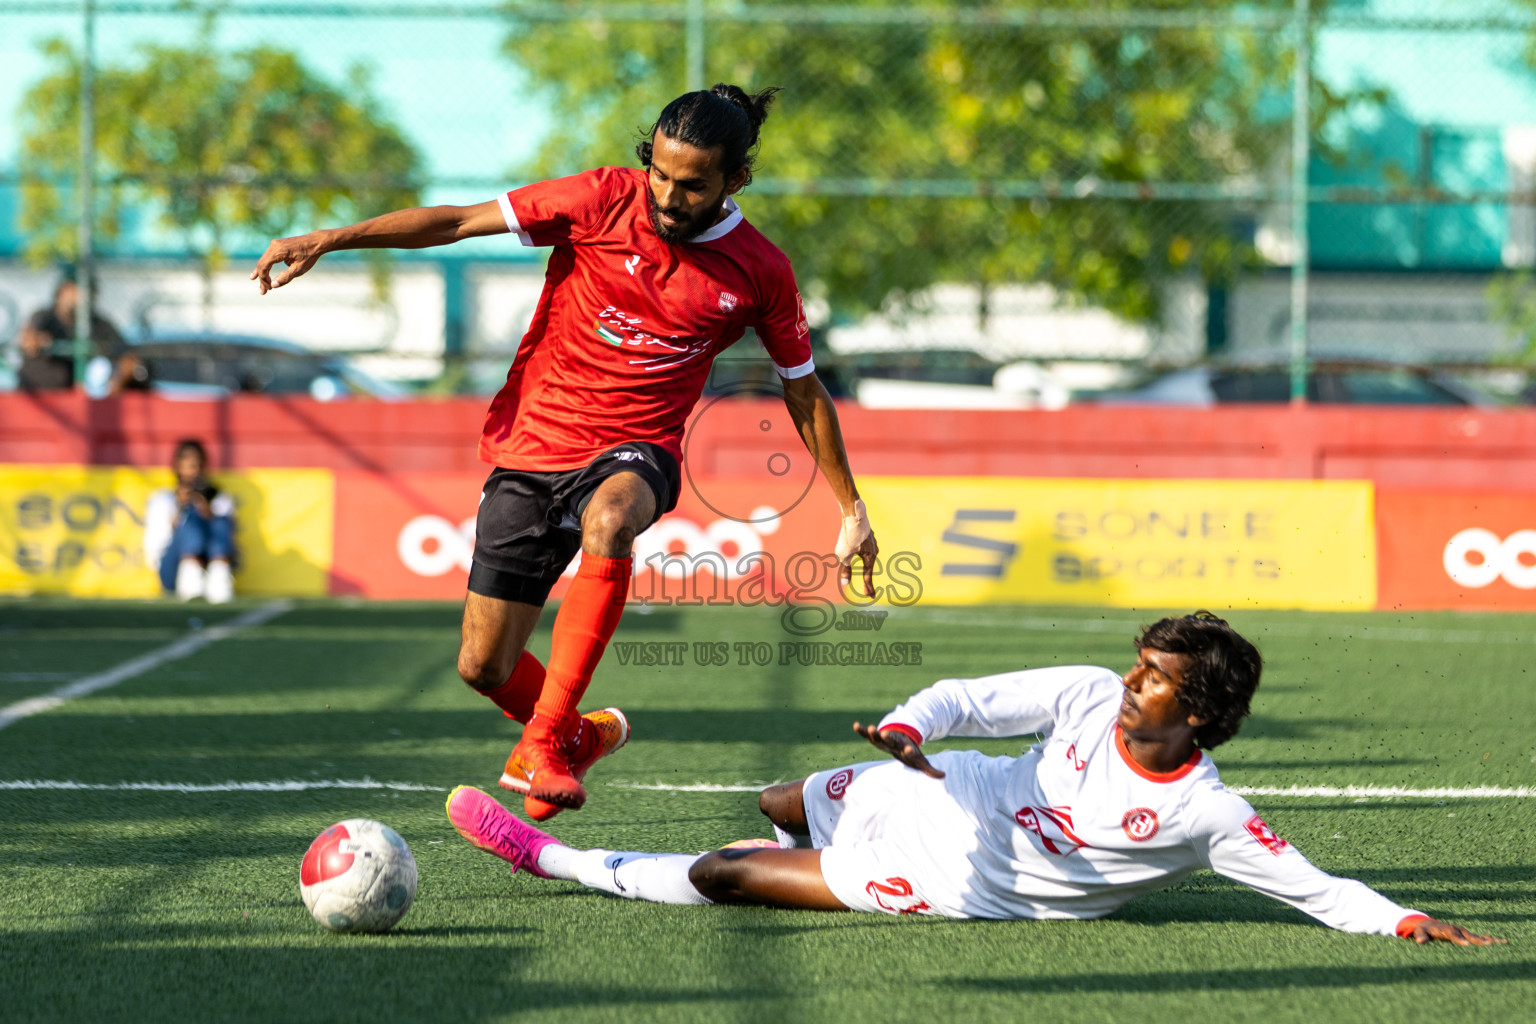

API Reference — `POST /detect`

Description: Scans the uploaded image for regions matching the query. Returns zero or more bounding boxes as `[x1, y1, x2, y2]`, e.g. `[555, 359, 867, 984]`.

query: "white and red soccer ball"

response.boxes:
[300, 818, 418, 933]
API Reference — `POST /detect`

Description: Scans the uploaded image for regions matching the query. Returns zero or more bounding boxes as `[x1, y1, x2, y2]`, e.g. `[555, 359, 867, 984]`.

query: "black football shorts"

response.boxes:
[467, 441, 680, 605]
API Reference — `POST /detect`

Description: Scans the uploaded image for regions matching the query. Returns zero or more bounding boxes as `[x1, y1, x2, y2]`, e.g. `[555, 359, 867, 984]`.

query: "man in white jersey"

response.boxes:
[445, 612, 1501, 945]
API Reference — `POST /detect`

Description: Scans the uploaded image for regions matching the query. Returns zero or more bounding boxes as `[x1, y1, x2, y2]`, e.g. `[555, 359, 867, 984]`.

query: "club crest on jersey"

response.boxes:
[826, 768, 854, 800]
[1121, 807, 1159, 842]
[1014, 805, 1090, 856]
[1244, 814, 1290, 856]
[718, 291, 739, 312]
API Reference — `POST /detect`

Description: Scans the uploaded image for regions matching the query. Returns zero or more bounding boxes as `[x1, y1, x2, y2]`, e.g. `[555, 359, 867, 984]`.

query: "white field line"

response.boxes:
[0, 778, 445, 793]
[614, 781, 1536, 799]
[0, 601, 292, 731]
[611, 781, 780, 793]
[0, 779, 1531, 799]
[1229, 784, 1536, 799]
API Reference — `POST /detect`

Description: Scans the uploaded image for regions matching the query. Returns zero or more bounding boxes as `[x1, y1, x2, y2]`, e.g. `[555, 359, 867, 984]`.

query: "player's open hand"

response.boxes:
[853, 721, 944, 778]
[251, 231, 330, 294]
[1407, 918, 1505, 946]
[836, 498, 879, 597]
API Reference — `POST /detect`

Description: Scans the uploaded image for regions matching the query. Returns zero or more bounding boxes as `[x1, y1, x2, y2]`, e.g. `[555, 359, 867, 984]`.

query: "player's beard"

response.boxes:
[647, 188, 725, 244]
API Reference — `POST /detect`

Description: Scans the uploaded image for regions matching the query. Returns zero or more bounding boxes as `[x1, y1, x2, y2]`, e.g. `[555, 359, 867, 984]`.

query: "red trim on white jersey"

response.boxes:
[1114, 725, 1202, 783]
[880, 723, 923, 746]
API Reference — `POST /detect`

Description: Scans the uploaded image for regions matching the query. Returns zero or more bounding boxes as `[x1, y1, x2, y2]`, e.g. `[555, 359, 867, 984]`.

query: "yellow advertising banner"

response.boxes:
[0, 465, 334, 597]
[860, 477, 1376, 610]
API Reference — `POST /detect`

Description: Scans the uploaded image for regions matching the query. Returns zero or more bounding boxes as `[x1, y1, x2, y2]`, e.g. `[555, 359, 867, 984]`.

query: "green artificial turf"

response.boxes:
[0, 598, 1532, 1023]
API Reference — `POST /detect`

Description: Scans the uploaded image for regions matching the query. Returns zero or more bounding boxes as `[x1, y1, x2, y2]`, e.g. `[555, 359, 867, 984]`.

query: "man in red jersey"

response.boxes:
[252, 84, 878, 820]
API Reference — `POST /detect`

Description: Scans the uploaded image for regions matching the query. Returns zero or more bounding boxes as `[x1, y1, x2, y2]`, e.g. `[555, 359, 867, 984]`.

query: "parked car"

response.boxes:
[1091, 359, 1496, 407]
[106, 333, 407, 400]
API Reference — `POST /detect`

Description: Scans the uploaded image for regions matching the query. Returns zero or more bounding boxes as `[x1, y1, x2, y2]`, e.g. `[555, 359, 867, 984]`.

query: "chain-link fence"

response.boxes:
[3, 1, 1535, 402]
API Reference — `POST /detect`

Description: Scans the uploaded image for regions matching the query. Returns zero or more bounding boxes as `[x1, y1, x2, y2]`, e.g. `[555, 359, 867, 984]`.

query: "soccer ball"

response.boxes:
[300, 818, 417, 933]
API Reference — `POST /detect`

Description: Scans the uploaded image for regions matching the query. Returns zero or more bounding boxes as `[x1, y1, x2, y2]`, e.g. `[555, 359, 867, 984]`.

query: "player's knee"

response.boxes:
[456, 648, 503, 693]
[583, 501, 637, 551]
[759, 784, 790, 822]
[758, 781, 807, 832]
[687, 851, 740, 899]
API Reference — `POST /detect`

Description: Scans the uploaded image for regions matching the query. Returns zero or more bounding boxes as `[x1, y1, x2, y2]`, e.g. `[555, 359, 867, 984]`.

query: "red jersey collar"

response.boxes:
[1114, 725, 1202, 783]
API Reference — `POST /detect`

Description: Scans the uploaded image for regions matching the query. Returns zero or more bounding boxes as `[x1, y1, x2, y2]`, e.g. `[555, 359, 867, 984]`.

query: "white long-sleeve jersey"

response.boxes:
[873, 666, 1420, 934]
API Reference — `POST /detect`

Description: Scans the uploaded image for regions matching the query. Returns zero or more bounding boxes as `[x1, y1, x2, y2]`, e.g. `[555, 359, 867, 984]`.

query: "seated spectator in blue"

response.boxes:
[142, 440, 237, 603]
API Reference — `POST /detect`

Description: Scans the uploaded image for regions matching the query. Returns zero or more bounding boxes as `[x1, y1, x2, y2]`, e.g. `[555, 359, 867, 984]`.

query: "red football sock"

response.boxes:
[527, 554, 631, 745]
[481, 649, 546, 723]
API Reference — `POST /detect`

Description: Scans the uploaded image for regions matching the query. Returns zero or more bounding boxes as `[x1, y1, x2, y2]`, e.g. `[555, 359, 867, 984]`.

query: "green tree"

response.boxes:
[19, 34, 423, 303]
[503, 2, 1342, 325]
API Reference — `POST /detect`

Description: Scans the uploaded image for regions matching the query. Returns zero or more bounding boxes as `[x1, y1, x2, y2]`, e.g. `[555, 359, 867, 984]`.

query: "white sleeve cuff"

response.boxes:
[496, 193, 535, 247]
[773, 356, 816, 379]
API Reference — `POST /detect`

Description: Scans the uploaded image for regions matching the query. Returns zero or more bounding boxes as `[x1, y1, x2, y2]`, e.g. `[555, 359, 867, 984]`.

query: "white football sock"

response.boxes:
[533, 843, 581, 879]
[772, 824, 812, 849]
[538, 847, 712, 905]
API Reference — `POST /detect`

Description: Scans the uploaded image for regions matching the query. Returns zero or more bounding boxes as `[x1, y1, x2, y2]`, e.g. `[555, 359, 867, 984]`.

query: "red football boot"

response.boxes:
[499, 708, 630, 819]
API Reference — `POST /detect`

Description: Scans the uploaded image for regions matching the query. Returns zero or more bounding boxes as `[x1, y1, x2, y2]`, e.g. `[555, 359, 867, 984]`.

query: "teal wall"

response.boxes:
[1310, 0, 1536, 269]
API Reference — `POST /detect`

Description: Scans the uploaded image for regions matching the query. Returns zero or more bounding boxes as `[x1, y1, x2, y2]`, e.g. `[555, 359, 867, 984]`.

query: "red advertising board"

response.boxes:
[1376, 491, 1536, 610]
[330, 470, 481, 599]
[330, 468, 847, 604]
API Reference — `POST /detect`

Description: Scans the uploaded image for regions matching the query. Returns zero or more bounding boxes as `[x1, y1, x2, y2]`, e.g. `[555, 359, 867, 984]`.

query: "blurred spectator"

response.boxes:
[15, 276, 143, 393]
[142, 439, 237, 603]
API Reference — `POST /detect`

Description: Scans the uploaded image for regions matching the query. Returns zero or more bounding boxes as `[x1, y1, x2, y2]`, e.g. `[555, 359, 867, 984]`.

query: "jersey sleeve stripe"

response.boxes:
[879, 722, 924, 746]
[496, 193, 535, 247]
[773, 356, 816, 380]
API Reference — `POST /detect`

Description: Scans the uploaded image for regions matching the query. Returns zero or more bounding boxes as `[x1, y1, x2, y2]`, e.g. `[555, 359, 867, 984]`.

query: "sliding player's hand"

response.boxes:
[1407, 918, 1504, 946]
[853, 722, 945, 779]
[835, 498, 878, 597]
[251, 231, 328, 294]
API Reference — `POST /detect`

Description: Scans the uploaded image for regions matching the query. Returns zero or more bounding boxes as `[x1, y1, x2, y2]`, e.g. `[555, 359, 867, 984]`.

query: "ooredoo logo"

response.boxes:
[1443, 528, 1536, 590]
[825, 768, 854, 800]
[397, 515, 476, 577]
[1121, 807, 1159, 842]
[394, 512, 775, 580]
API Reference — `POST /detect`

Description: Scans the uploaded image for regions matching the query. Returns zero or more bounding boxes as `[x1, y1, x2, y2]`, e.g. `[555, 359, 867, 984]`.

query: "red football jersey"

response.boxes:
[480, 166, 814, 472]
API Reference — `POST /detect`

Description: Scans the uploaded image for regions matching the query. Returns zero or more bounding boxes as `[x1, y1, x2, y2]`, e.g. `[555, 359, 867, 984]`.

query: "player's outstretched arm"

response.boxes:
[1198, 792, 1508, 944]
[251, 200, 507, 294]
[781, 372, 878, 595]
[852, 721, 945, 778]
[1403, 917, 1504, 946]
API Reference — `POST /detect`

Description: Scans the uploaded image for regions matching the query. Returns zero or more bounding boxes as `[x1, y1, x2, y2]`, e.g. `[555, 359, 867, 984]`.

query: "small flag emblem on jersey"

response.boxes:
[596, 324, 624, 346]
[1244, 814, 1289, 855]
[718, 291, 738, 312]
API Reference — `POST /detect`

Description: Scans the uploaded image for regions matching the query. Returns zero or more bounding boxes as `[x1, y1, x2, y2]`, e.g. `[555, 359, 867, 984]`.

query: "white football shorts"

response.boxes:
[803, 752, 991, 918]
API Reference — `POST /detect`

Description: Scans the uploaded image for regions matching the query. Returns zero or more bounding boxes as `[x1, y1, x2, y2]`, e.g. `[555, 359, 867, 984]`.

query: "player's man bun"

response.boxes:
[1135, 611, 1263, 749]
[636, 84, 781, 187]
